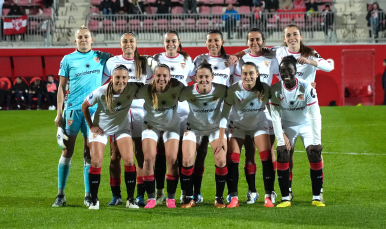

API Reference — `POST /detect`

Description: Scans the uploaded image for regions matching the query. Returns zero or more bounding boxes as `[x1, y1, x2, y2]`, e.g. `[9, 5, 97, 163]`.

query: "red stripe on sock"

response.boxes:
[166, 174, 179, 180]
[124, 165, 136, 172]
[289, 172, 293, 181]
[310, 161, 323, 170]
[244, 163, 256, 175]
[143, 175, 154, 181]
[181, 166, 194, 176]
[277, 162, 289, 171]
[110, 178, 121, 187]
[193, 166, 205, 176]
[228, 152, 240, 163]
[89, 166, 101, 174]
[215, 166, 228, 176]
[273, 161, 277, 171]
[259, 150, 271, 161]
[137, 177, 144, 184]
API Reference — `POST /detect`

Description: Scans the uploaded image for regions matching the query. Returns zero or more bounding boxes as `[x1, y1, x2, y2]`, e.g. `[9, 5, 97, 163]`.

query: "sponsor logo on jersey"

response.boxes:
[259, 74, 269, 78]
[154, 105, 176, 112]
[264, 61, 271, 67]
[283, 106, 305, 111]
[180, 63, 186, 69]
[192, 108, 216, 113]
[239, 108, 264, 112]
[75, 69, 101, 77]
[298, 94, 304, 101]
[297, 72, 304, 76]
[60, 62, 63, 69]
[94, 57, 100, 63]
[170, 66, 175, 72]
[203, 102, 208, 106]
[213, 73, 228, 79]
[128, 68, 133, 73]
[171, 75, 184, 80]
[213, 65, 218, 70]
[250, 102, 254, 106]
[89, 93, 93, 99]
[67, 119, 73, 126]
[86, 64, 90, 68]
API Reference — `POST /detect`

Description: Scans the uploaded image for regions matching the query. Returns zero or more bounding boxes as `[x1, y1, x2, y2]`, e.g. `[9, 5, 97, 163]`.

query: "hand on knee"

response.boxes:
[306, 145, 323, 163]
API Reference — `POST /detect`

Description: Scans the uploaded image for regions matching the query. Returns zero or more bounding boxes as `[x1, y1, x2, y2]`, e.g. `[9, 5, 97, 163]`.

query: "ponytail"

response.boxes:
[283, 24, 317, 58]
[134, 48, 147, 81]
[105, 81, 114, 112]
[148, 80, 159, 109]
[243, 62, 264, 101]
[164, 30, 189, 61]
[207, 29, 227, 59]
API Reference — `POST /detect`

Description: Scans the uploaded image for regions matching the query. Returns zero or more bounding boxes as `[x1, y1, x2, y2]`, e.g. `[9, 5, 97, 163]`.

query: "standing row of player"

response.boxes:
[52, 24, 332, 210]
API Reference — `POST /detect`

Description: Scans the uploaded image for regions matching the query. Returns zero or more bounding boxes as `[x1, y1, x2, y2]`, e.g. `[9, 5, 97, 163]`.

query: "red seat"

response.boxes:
[199, 6, 210, 14]
[115, 19, 127, 31]
[0, 77, 12, 90]
[43, 8, 52, 17]
[28, 8, 40, 15]
[28, 21, 39, 31]
[212, 0, 224, 4]
[91, 0, 103, 5]
[17, 0, 29, 6]
[225, 0, 237, 4]
[184, 18, 196, 29]
[171, 6, 183, 14]
[143, 19, 155, 30]
[102, 19, 114, 31]
[129, 19, 141, 30]
[2, 9, 10, 16]
[0, 57, 12, 78]
[13, 57, 43, 78]
[239, 6, 251, 14]
[157, 19, 168, 30]
[31, 0, 43, 5]
[44, 56, 63, 77]
[197, 18, 210, 30]
[200, 0, 210, 4]
[145, 6, 155, 14]
[30, 77, 43, 84]
[170, 19, 182, 30]
[145, 0, 156, 3]
[88, 19, 100, 31]
[212, 6, 223, 14]
[90, 7, 101, 14]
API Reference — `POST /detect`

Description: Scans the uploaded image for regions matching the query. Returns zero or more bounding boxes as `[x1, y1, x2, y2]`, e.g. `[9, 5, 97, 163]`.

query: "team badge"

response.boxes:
[89, 92, 93, 99]
[94, 57, 100, 63]
[298, 94, 304, 101]
[184, 131, 189, 136]
[239, 98, 244, 102]
[67, 119, 73, 126]
[280, 96, 284, 101]
[214, 97, 218, 103]
[92, 133, 98, 139]
[264, 61, 271, 67]
[180, 63, 186, 69]
[171, 93, 177, 100]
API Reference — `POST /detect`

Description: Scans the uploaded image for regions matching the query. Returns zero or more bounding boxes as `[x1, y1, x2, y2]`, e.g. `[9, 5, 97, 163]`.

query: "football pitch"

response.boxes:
[1, 106, 386, 228]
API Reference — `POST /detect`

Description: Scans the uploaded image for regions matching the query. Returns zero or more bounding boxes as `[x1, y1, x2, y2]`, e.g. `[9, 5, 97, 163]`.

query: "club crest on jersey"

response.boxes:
[298, 94, 304, 101]
[94, 57, 100, 63]
[67, 119, 73, 126]
[239, 98, 244, 102]
[264, 61, 271, 67]
[171, 93, 177, 100]
[180, 63, 186, 69]
[213, 97, 218, 103]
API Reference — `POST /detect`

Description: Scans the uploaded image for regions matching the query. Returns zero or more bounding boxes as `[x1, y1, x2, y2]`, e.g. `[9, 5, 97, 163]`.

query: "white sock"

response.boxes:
[313, 195, 320, 201]
[282, 196, 290, 201]
[59, 156, 71, 165]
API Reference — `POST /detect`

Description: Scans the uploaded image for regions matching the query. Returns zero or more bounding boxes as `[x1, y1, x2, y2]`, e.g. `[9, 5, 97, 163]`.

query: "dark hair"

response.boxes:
[283, 24, 317, 58]
[383, 59, 386, 62]
[196, 59, 214, 75]
[112, 64, 129, 73]
[242, 62, 265, 100]
[280, 56, 298, 72]
[246, 28, 266, 45]
[148, 63, 171, 109]
[164, 30, 189, 61]
[372, 2, 380, 10]
[207, 29, 227, 59]
[121, 32, 148, 81]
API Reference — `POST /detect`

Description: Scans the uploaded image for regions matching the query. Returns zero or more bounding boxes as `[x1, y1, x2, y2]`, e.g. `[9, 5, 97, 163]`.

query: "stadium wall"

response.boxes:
[1, 45, 385, 106]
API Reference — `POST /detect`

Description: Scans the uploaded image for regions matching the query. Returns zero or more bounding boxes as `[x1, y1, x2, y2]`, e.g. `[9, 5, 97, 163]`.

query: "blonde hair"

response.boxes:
[105, 65, 129, 112]
[75, 25, 92, 38]
[148, 64, 171, 109]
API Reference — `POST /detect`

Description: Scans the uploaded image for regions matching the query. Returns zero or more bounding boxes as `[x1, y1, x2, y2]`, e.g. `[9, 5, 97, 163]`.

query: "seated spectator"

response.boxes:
[264, 0, 279, 12]
[222, 3, 240, 39]
[128, 0, 143, 15]
[156, 0, 170, 14]
[252, 3, 266, 30]
[28, 78, 45, 110]
[239, 0, 254, 7]
[45, 75, 58, 110]
[7, 77, 28, 110]
[306, 0, 318, 12]
[322, 4, 334, 37]
[279, 0, 293, 11]
[293, 0, 306, 10]
[43, 0, 53, 8]
[99, 0, 115, 15]
[183, 0, 197, 14]
[366, 2, 385, 38]
[114, 0, 130, 14]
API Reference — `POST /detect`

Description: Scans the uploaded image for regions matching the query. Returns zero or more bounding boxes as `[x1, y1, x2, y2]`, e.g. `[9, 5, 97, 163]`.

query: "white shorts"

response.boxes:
[141, 123, 180, 142]
[182, 128, 226, 144]
[283, 121, 313, 149]
[229, 121, 269, 139]
[129, 108, 145, 138]
[89, 129, 132, 145]
[264, 110, 274, 135]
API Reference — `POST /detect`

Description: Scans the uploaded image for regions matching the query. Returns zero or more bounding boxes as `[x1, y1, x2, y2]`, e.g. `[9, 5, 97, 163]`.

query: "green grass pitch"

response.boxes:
[1, 106, 386, 228]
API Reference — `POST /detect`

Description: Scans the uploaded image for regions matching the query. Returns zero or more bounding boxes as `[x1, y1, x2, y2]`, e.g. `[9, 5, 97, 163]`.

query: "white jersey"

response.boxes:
[269, 78, 318, 124]
[274, 46, 324, 83]
[86, 83, 141, 135]
[222, 81, 270, 130]
[103, 55, 156, 109]
[153, 52, 195, 86]
[179, 83, 227, 131]
[234, 51, 280, 86]
[136, 79, 184, 129]
[190, 53, 234, 86]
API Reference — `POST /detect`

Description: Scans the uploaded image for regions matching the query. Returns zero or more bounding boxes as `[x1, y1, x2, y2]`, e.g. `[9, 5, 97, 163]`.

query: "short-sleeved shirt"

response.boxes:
[190, 54, 235, 86]
[86, 83, 141, 135]
[59, 50, 108, 110]
[136, 79, 184, 129]
[179, 83, 227, 131]
[153, 53, 195, 86]
[234, 51, 280, 86]
[224, 81, 270, 130]
[103, 55, 156, 109]
[270, 78, 318, 124]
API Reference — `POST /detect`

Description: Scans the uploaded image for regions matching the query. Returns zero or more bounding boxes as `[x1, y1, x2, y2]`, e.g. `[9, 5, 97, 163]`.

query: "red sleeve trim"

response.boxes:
[103, 72, 110, 76]
[146, 75, 153, 80]
[269, 102, 279, 106]
[224, 101, 232, 106]
[307, 101, 317, 106]
[86, 99, 92, 107]
[234, 73, 241, 77]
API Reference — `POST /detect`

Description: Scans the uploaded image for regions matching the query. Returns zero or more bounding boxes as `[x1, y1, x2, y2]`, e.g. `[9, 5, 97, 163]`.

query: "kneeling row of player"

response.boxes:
[81, 56, 324, 209]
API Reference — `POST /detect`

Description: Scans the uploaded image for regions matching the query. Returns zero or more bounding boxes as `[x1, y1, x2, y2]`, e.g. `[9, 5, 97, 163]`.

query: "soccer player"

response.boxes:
[103, 32, 157, 207]
[52, 26, 111, 207]
[135, 64, 184, 209]
[221, 62, 275, 208]
[81, 64, 141, 209]
[152, 30, 195, 205]
[188, 29, 234, 204]
[231, 28, 280, 205]
[270, 56, 324, 207]
[179, 61, 228, 208]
